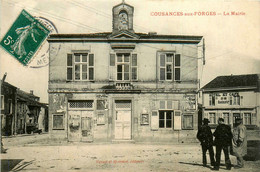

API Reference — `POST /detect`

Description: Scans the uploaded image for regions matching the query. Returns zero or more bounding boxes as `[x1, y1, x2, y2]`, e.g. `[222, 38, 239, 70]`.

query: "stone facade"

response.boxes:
[48, 1, 202, 143]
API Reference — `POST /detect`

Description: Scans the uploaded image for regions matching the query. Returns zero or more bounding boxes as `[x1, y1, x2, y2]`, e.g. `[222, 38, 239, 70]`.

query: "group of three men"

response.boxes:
[197, 117, 247, 171]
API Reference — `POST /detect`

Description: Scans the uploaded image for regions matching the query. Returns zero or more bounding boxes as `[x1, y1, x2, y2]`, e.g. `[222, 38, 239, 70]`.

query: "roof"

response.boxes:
[201, 74, 260, 91]
[47, 32, 203, 44]
[1, 80, 17, 89]
[17, 89, 47, 107]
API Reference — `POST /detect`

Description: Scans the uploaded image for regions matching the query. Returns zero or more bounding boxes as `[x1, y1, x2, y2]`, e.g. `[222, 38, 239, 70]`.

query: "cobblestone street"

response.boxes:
[1, 134, 260, 172]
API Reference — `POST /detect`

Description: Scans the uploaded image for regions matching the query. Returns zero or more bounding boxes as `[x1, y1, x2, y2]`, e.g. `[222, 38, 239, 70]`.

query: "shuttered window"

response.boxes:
[159, 53, 181, 81]
[67, 53, 94, 81]
[110, 53, 138, 81]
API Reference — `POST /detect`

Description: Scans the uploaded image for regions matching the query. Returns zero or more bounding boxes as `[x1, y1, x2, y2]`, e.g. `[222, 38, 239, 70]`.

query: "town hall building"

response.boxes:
[47, 1, 203, 142]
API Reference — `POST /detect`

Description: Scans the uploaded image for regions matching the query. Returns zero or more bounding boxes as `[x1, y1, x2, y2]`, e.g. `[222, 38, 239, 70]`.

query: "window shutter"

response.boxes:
[174, 54, 181, 81]
[167, 101, 172, 109]
[174, 110, 182, 130]
[131, 54, 138, 80]
[151, 111, 159, 130]
[109, 53, 116, 80]
[159, 100, 165, 109]
[252, 113, 256, 125]
[67, 53, 73, 80]
[89, 54, 94, 80]
[173, 100, 179, 110]
[110, 54, 115, 66]
[159, 54, 166, 80]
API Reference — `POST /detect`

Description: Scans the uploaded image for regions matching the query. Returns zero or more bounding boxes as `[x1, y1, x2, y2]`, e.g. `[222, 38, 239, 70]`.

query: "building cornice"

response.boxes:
[201, 86, 258, 92]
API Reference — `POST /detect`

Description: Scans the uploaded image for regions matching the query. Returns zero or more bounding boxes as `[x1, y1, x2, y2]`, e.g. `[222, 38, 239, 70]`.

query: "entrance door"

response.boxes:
[115, 110, 131, 139]
[68, 111, 81, 142]
[68, 110, 93, 142]
[81, 111, 93, 142]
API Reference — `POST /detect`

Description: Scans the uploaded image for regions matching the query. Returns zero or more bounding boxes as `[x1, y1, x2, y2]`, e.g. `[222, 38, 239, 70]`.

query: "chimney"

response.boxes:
[148, 32, 157, 35]
[1, 72, 7, 84]
[30, 90, 34, 95]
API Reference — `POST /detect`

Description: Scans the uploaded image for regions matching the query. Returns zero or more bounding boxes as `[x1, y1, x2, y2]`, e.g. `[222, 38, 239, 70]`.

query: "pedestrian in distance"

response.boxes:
[197, 118, 215, 167]
[231, 118, 247, 169]
[1, 136, 7, 154]
[213, 118, 232, 171]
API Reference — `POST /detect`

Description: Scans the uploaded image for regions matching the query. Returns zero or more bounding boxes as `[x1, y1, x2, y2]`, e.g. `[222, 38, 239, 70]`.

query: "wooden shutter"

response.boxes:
[173, 100, 179, 110]
[174, 54, 181, 81]
[89, 54, 94, 80]
[167, 100, 172, 109]
[174, 110, 182, 130]
[131, 54, 137, 80]
[252, 113, 256, 125]
[67, 53, 73, 80]
[109, 54, 116, 80]
[159, 54, 166, 80]
[151, 111, 159, 130]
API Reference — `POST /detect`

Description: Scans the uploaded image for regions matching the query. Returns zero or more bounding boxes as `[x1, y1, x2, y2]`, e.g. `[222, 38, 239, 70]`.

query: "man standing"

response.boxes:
[197, 118, 215, 167]
[232, 118, 247, 169]
[213, 118, 232, 170]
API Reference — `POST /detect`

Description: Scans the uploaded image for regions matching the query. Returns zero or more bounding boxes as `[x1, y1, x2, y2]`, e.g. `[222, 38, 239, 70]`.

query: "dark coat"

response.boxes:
[197, 124, 214, 147]
[213, 124, 232, 147]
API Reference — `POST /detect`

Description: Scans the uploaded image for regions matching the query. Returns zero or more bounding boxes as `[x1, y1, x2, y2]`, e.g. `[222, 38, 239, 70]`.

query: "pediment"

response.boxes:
[108, 31, 139, 39]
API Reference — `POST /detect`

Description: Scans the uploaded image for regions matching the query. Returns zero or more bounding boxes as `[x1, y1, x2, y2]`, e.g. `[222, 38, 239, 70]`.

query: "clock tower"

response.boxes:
[112, 0, 134, 33]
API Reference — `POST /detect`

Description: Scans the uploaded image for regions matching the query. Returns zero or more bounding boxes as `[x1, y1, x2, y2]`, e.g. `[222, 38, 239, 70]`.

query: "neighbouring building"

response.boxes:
[201, 74, 260, 129]
[48, 1, 203, 142]
[17, 89, 48, 134]
[1, 80, 17, 136]
[1, 80, 48, 136]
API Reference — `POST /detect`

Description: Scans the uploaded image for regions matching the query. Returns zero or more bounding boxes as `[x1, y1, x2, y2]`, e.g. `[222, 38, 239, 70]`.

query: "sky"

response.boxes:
[0, 0, 260, 103]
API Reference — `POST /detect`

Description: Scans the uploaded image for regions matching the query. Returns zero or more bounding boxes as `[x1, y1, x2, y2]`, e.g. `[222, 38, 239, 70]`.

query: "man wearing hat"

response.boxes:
[197, 118, 215, 167]
[213, 118, 233, 170]
[232, 118, 247, 169]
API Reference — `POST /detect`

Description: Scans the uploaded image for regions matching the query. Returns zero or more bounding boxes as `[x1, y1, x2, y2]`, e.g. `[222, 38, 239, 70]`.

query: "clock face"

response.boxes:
[118, 12, 128, 30]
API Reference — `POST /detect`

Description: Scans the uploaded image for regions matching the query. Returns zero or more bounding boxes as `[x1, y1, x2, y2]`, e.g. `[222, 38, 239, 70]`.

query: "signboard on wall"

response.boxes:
[183, 94, 196, 110]
[209, 92, 240, 105]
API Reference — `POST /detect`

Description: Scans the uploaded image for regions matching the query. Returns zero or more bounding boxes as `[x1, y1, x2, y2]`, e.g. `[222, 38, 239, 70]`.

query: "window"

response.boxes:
[141, 114, 149, 125]
[67, 53, 94, 81]
[1, 95, 4, 110]
[68, 100, 94, 109]
[209, 94, 215, 106]
[209, 113, 216, 124]
[182, 115, 193, 129]
[116, 53, 135, 81]
[110, 53, 138, 81]
[159, 111, 173, 128]
[223, 113, 230, 124]
[159, 53, 181, 81]
[244, 113, 251, 125]
[7, 99, 12, 114]
[233, 96, 240, 105]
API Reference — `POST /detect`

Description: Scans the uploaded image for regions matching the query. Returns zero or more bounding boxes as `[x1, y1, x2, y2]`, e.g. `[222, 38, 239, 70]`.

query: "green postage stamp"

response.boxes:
[0, 10, 50, 65]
